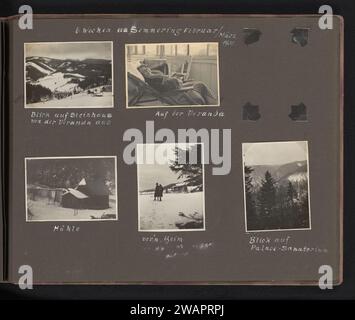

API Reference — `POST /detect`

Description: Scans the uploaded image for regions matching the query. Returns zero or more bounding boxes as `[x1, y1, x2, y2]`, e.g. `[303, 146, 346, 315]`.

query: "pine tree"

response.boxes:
[245, 165, 258, 228]
[244, 166, 255, 214]
[286, 181, 295, 208]
[299, 193, 310, 228]
[169, 144, 203, 187]
[258, 171, 276, 216]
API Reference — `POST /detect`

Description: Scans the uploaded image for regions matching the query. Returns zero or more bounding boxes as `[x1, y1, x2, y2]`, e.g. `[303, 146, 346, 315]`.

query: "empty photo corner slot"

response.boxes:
[290, 28, 310, 47]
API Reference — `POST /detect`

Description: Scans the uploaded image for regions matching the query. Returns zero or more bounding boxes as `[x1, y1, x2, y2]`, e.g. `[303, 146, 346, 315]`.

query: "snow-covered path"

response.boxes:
[28, 198, 117, 221]
[139, 192, 204, 231]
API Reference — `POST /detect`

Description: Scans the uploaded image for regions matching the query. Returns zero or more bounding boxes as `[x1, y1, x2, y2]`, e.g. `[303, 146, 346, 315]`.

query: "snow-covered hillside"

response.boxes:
[26, 61, 53, 76]
[287, 172, 308, 183]
[249, 160, 308, 186]
[26, 56, 112, 107]
[35, 72, 81, 92]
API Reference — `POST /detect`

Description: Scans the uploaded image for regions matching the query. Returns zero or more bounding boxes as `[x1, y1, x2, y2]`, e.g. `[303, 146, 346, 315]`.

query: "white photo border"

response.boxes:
[125, 42, 220, 109]
[137, 142, 206, 232]
[24, 155, 118, 222]
[242, 140, 312, 233]
[24, 41, 114, 109]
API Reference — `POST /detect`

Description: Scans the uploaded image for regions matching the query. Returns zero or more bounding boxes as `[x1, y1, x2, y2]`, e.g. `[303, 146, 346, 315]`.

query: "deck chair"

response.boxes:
[171, 56, 193, 82]
[127, 72, 199, 106]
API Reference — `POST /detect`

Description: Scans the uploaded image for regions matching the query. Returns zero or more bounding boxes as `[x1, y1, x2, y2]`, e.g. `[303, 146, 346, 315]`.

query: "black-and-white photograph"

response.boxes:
[25, 42, 113, 108]
[126, 42, 220, 108]
[25, 156, 117, 221]
[137, 143, 205, 231]
[242, 141, 311, 232]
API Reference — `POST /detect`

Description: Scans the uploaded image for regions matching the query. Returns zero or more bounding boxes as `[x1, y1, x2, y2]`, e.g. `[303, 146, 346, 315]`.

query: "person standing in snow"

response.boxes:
[158, 184, 164, 201]
[154, 182, 159, 201]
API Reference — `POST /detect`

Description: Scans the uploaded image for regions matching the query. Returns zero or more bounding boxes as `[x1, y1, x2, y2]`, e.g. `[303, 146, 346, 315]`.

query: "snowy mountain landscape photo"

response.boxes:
[137, 143, 205, 232]
[25, 42, 113, 108]
[243, 141, 311, 232]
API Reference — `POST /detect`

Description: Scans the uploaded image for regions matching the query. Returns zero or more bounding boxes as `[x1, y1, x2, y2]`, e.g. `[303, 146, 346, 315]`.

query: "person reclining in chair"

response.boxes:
[137, 60, 217, 105]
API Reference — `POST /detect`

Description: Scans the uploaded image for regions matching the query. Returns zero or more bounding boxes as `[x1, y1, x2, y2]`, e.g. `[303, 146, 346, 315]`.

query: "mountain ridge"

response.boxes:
[26, 56, 112, 102]
[247, 160, 308, 186]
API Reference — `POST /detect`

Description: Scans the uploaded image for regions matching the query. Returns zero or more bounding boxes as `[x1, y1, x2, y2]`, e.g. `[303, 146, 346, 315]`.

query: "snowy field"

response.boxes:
[26, 91, 113, 108]
[139, 192, 204, 231]
[27, 197, 117, 221]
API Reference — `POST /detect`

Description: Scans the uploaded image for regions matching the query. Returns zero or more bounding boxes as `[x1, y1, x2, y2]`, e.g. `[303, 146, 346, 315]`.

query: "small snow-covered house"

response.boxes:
[102, 85, 112, 92]
[61, 187, 88, 209]
[62, 178, 110, 210]
[171, 182, 188, 193]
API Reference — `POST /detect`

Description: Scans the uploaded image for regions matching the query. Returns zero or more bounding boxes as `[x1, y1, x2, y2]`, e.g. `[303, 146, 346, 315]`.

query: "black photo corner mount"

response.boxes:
[243, 28, 262, 45]
[289, 103, 307, 121]
[242, 102, 261, 121]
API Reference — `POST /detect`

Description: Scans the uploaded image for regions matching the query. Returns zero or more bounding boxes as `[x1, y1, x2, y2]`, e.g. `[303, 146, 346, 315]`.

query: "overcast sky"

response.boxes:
[137, 143, 195, 191]
[25, 42, 112, 60]
[138, 164, 179, 191]
[243, 141, 308, 166]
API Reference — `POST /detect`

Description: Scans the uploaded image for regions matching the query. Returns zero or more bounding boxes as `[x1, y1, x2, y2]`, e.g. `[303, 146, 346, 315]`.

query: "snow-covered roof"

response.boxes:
[174, 182, 187, 187]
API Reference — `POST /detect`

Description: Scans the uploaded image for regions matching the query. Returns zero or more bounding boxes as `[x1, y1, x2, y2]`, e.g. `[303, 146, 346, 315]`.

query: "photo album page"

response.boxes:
[1, 14, 343, 284]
